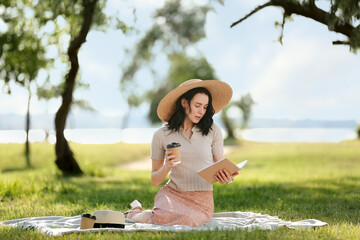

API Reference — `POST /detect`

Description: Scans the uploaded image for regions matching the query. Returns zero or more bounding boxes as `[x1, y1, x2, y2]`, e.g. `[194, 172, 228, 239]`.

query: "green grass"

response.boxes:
[0, 140, 359, 239]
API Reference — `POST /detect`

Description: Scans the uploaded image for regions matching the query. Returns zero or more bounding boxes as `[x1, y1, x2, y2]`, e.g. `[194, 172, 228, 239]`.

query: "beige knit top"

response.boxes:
[151, 123, 224, 191]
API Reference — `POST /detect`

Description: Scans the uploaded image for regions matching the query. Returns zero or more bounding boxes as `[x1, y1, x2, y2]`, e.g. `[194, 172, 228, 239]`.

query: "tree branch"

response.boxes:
[279, 12, 287, 45]
[231, 0, 355, 40]
[230, 2, 272, 28]
[333, 40, 350, 45]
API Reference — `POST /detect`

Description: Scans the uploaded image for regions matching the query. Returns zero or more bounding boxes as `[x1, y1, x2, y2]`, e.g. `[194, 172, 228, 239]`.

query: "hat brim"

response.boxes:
[92, 210, 125, 225]
[157, 80, 233, 122]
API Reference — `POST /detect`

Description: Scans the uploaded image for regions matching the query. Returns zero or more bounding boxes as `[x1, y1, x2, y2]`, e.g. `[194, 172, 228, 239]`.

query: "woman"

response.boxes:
[127, 79, 238, 227]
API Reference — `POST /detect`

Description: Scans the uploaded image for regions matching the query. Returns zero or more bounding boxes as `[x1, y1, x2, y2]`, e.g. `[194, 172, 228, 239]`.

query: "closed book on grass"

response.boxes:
[197, 159, 248, 184]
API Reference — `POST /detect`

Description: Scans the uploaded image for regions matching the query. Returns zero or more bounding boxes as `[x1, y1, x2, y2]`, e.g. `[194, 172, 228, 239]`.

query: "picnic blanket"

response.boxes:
[0, 211, 328, 236]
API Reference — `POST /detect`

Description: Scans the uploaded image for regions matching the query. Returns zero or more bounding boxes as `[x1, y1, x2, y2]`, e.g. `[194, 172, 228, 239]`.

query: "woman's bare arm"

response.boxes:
[151, 150, 180, 186]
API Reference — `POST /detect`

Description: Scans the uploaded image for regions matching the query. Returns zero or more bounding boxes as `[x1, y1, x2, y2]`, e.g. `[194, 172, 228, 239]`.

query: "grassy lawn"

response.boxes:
[0, 140, 359, 239]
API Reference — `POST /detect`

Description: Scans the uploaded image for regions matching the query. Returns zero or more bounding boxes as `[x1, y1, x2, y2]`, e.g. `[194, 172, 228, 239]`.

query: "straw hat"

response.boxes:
[157, 79, 233, 122]
[92, 210, 125, 228]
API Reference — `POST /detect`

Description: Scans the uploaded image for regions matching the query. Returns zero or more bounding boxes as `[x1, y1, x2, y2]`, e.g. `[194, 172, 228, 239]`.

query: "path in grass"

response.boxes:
[119, 145, 236, 170]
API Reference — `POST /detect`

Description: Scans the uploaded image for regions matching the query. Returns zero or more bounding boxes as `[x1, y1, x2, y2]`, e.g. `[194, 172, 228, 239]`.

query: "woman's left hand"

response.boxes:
[215, 169, 239, 184]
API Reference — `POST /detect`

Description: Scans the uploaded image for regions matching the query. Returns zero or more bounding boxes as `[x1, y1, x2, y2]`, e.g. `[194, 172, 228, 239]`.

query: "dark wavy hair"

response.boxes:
[166, 87, 215, 136]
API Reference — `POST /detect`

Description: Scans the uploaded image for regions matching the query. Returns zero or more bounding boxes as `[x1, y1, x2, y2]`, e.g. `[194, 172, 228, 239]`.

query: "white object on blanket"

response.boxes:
[130, 199, 142, 209]
[0, 211, 328, 236]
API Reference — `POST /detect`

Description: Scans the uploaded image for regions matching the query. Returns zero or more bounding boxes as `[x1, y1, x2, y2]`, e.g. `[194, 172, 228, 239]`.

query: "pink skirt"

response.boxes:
[149, 185, 214, 227]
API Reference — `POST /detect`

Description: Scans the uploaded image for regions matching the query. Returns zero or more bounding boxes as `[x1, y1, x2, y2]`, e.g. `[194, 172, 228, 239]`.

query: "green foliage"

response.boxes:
[121, 0, 213, 84]
[147, 53, 217, 124]
[350, 25, 360, 50]
[167, 53, 217, 84]
[0, 0, 54, 168]
[237, 0, 360, 51]
[147, 87, 170, 124]
[0, 0, 117, 100]
[308, 0, 360, 51]
[153, 0, 210, 48]
[0, 1, 50, 90]
[0, 141, 360, 239]
[328, 0, 360, 50]
[33, 0, 109, 40]
[330, 0, 360, 24]
[36, 76, 95, 112]
[120, 0, 223, 126]
[0, 0, 120, 93]
[36, 77, 61, 100]
[116, 18, 135, 34]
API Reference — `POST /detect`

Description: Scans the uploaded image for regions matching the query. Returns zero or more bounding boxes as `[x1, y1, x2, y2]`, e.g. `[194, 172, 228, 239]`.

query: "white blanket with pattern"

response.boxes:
[0, 211, 328, 236]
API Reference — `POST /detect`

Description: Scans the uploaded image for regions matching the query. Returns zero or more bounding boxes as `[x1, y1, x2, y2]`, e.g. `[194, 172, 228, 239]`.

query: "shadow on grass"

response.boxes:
[1, 161, 350, 225]
[39, 173, 360, 226]
[1, 166, 33, 173]
[45, 175, 159, 211]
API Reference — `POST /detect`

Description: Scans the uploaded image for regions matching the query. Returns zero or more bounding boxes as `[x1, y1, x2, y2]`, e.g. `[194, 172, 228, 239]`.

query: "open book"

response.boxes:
[197, 159, 248, 184]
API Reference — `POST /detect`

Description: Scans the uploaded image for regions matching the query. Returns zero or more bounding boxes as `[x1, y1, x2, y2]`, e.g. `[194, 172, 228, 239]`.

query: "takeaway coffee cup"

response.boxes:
[166, 142, 181, 165]
[80, 213, 96, 229]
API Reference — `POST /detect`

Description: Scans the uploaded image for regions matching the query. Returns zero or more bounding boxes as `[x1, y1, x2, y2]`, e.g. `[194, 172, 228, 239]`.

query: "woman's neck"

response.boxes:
[182, 118, 195, 132]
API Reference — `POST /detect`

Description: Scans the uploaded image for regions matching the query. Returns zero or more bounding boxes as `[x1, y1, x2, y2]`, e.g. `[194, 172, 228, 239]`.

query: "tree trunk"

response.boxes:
[25, 88, 31, 168]
[222, 116, 235, 139]
[55, 0, 98, 176]
[221, 105, 235, 139]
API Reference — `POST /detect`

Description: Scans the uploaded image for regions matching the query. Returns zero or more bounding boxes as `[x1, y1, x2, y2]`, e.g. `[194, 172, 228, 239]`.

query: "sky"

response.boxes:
[1, 0, 360, 126]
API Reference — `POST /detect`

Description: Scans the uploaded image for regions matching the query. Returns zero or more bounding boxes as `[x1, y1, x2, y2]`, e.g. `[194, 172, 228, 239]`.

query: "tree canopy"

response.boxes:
[1, 0, 118, 175]
[1, 0, 54, 167]
[231, 0, 360, 52]
[0, 1, 50, 91]
[120, 0, 222, 125]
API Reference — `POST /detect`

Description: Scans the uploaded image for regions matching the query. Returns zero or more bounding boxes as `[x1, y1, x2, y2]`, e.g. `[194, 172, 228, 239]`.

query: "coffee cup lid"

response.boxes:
[166, 142, 181, 149]
[82, 213, 96, 220]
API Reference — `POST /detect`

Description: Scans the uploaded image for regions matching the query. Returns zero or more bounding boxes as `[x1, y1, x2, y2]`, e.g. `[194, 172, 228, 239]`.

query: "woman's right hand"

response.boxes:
[164, 150, 180, 170]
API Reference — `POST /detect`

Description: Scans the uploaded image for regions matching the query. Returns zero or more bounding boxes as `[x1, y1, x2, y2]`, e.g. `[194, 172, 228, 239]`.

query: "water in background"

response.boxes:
[239, 128, 356, 142]
[0, 128, 357, 144]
